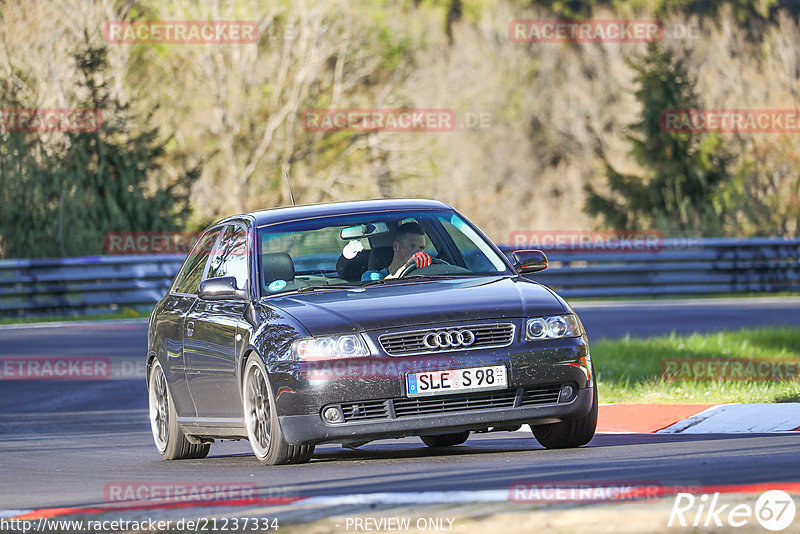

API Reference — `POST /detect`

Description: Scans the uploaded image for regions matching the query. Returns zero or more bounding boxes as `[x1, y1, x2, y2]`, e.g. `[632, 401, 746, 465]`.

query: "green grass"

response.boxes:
[593, 327, 800, 404]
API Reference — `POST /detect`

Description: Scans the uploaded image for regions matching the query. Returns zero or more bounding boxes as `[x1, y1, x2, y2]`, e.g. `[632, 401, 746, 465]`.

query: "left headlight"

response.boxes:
[525, 314, 582, 341]
[292, 334, 370, 361]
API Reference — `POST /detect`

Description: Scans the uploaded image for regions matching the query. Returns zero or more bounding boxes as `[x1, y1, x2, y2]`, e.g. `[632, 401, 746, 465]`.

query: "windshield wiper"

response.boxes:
[403, 273, 475, 279]
[294, 284, 355, 293]
[361, 275, 464, 287]
[361, 277, 415, 287]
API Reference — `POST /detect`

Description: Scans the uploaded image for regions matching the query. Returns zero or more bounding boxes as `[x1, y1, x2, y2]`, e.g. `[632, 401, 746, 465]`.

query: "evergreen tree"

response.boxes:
[584, 43, 733, 235]
[0, 42, 199, 258]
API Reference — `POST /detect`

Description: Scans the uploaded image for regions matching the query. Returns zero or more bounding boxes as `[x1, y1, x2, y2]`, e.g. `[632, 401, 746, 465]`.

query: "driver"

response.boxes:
[361, 221, 432, 281]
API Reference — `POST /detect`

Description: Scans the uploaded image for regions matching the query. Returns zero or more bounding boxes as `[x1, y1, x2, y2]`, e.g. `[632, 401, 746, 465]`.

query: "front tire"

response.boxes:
[242, 354, 314, 465]
[532, 386, 598, 449]
[420, 431, 470, 448]
[148, 360, 210, 460]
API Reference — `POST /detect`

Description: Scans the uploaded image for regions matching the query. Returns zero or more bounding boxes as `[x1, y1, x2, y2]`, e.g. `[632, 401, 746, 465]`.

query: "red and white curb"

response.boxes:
[513, 403, 800, 434]
[4, 483, 800, 521]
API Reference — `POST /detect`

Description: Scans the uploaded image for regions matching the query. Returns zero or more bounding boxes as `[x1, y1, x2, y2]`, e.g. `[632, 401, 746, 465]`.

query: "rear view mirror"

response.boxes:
[340, 222, 389, 240]
[512, 249, 548, 274]
[198, 277, 249, 301]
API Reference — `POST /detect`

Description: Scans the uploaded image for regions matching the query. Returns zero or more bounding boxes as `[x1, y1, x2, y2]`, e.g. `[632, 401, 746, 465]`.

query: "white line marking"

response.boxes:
[658, 403, 800, 433]
[298, 490, 509, 506]
[0, 319, 148, 331]
[0, 510, 32, 518]
[571, 296, 800, 309]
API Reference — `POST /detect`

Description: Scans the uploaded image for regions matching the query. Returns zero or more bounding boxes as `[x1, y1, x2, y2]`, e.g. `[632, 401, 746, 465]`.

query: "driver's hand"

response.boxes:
[405, 251, 433, 270]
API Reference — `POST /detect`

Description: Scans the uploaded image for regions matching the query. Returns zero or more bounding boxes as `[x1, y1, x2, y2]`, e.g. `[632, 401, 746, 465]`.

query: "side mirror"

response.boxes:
[512, 249, 548, 274]
[198, 277, 249, 301]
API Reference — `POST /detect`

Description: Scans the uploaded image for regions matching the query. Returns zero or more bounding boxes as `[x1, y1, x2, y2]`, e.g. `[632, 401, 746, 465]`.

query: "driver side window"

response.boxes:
[172, 228, 222, 295]
[207, 225, 249, 289]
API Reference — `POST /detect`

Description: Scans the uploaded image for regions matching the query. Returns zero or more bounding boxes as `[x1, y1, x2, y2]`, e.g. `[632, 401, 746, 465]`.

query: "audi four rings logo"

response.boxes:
[423, 329, 476, 349]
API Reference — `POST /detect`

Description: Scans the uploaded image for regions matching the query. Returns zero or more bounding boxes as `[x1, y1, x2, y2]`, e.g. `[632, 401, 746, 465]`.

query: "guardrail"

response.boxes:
[0, 254, 184, 317]
[0, 238, 798, 317]
[498, 237, 800, 298]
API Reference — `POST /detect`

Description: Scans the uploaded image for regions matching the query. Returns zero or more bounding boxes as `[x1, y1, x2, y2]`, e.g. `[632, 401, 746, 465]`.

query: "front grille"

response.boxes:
[324, 384, 564, 424]
[393, 389, 517, 417]
[379, 323, 515, 355]
[340, 400, 389, 422]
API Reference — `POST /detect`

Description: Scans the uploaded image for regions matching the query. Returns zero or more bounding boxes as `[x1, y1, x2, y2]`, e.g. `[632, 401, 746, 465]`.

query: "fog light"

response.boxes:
[322, 406, 343, 423]
[559, 385, 575, 402]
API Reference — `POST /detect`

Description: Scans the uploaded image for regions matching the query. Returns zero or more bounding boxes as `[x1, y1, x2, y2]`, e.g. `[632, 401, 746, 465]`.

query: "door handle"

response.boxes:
[186, 321, 194, 337]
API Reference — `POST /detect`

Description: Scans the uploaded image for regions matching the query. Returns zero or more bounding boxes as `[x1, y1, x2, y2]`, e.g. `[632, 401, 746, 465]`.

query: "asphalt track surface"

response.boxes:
[1, 297, 799, 514]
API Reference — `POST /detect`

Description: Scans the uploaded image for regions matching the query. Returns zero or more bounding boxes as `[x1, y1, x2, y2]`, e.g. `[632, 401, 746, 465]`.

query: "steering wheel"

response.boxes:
[396, 257, 449, 278]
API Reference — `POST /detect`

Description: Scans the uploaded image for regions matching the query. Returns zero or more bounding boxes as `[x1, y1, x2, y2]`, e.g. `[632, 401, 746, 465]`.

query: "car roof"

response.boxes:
[222, 198, 455, 228]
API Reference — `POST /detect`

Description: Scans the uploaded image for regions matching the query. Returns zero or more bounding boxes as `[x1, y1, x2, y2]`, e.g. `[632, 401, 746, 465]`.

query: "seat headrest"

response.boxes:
[262, 252, 295, 285]
[368, 246, 394, 271]
[336, 250, 370, 282]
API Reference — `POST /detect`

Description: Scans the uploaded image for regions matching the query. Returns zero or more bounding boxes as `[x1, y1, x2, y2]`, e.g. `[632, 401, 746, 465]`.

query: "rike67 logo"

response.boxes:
[669, 490, 796, 531]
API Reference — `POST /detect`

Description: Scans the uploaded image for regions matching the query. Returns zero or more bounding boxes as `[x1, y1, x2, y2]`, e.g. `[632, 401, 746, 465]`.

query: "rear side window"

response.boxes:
[172, 228, 222, 295]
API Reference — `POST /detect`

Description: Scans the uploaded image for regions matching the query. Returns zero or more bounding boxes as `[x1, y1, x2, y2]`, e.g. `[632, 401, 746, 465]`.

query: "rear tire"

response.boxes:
[148, 360, 210, 460]
[242, 354, 314, 465]
[532, 386, 597, 449]
[420, 431, 470, 448]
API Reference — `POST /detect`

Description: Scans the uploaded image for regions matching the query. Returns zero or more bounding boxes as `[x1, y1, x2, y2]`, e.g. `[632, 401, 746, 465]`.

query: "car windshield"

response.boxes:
[256, 209, 511, 295]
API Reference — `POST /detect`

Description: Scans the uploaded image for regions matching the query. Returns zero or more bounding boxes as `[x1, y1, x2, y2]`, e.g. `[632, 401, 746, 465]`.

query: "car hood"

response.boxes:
[264, 276, 567, 336]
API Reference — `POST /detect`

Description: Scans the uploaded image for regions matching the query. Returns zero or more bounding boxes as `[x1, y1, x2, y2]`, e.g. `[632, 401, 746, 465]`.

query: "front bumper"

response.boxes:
[269, 335, 591, 413]
[267, 329, 593, 445]
[279, 385, 594, 445]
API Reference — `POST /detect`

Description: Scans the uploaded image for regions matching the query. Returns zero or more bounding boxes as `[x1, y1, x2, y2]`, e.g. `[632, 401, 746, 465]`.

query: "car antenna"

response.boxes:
[283, 167, 296, 206]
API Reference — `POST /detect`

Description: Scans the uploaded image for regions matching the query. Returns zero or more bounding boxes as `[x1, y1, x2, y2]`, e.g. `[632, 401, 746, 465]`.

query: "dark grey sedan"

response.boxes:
[147, 199, 597, 465]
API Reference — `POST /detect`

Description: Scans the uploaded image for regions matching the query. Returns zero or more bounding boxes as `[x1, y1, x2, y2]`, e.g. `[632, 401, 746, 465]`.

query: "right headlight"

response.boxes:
[292, 334, 371, 360]
[525, 314, 582, 341]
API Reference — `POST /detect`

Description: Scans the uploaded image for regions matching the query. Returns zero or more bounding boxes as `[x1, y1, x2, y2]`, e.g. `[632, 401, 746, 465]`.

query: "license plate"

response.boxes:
[406, 365, 507, 397]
